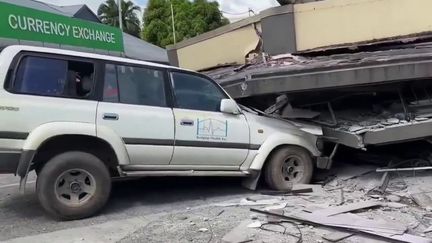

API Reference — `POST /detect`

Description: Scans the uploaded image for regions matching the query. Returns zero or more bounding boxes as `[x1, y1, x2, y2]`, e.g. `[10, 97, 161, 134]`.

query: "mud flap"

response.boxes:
[241, 170, 261, 190]
[16, 150, 36, 194]
[19, 175, 28, 193]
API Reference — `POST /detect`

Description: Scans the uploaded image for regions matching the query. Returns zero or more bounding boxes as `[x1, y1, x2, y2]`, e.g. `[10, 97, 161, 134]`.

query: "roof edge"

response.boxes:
[72, 4, 101, 23]
[167, 5, 295, 51]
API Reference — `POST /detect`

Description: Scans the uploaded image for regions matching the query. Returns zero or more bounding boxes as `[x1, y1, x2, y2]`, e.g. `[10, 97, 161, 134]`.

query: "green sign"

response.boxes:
[0, 1, 124, 52]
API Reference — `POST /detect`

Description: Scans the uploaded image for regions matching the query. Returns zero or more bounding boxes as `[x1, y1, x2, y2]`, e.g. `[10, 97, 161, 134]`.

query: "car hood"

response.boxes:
[243, 109, 323, 136]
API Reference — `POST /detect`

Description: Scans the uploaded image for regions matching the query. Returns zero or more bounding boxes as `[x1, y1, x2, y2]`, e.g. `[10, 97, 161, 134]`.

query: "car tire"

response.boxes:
[36, 151, 111, 220]
[264, 146, 313, 191]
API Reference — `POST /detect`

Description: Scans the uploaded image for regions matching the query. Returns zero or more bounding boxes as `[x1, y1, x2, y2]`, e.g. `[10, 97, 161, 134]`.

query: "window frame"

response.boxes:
[168, 69, 230, 112]
[5, 51, 100, 101]
[100, 61, 173, 108]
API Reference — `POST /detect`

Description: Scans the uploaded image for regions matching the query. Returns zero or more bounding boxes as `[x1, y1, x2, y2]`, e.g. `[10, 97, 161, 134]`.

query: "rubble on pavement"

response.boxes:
[212, 162, 432, 243]
[100, 158, 432, 243]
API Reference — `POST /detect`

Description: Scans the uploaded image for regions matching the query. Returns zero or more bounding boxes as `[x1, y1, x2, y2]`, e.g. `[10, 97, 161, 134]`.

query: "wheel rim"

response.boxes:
[54, 169, 96, 206]
[281, 155, 305, 183]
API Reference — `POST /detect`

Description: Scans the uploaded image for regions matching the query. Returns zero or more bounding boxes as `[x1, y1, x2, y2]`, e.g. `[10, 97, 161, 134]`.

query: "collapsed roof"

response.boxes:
[205, 41, 432, 99]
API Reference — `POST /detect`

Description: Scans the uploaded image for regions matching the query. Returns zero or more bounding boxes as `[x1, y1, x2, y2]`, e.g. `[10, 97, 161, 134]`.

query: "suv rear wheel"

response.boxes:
[264, 146, 313, 190]
[36, 151, 111, 220]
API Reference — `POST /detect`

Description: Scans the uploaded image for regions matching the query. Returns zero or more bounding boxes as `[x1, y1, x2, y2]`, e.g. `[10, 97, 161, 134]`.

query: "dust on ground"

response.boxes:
[116, 160, 432, 243]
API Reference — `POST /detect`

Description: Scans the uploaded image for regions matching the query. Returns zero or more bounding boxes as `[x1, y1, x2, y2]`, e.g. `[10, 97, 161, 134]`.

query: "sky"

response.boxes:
[36, 0, 280, 22]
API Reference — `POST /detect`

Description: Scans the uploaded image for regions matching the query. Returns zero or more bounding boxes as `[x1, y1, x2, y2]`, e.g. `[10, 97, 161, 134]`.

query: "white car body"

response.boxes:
[0, 45, 325, 190]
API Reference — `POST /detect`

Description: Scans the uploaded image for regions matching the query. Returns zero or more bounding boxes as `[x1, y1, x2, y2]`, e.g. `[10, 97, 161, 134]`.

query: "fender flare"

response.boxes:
[249, 132, 320, 171]
[17, 122, 130, 191]
[23, 122, 96, 150]
[96, 125, 130, 165]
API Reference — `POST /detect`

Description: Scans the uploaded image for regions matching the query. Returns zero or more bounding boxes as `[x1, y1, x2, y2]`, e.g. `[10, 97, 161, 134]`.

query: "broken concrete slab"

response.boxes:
[263, 203, 287, 211]
[213, 198, 283, 207]
[349, 125, 366, 133]
[424, 226, 432, 233]
[292, 211, 406, 235]
[265, 94, 288, 114]
[313, 201, 382, 217]
[411, 193, 432, 209]
[251, 208, 407, 235]
[303, 204, 327, 213]
[386, 194, 401, 202]
[281, 103, 320, 119]
[266, 208, 285, 223]
[363, 230, 432, 243]
[385, 202, 408, 209]
[252, 208, 430, 243]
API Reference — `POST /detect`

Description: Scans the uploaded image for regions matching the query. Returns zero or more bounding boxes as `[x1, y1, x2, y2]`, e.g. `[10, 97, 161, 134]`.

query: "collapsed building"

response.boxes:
[167, 0, 432, 158]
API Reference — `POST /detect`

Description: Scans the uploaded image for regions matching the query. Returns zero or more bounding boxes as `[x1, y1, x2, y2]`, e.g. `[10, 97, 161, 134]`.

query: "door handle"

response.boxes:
[103, 113, 119, 120]
[180, 119, 194, 126]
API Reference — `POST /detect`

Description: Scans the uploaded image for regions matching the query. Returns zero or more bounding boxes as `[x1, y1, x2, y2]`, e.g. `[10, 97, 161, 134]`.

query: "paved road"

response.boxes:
[0, 164, 403, 243]
[0, 173, 254, 242]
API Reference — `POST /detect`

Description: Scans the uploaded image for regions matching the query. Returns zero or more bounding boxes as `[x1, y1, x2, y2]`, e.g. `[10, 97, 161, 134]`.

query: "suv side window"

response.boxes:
[12, 56, 95, 98]
[102, 64, 167, 107]
[171, 72, 227, 112]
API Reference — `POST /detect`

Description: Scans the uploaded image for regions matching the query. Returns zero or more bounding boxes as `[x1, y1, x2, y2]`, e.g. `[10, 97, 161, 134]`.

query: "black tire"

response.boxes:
[36, 151, 111, 220]
[264, 146, 313, 191]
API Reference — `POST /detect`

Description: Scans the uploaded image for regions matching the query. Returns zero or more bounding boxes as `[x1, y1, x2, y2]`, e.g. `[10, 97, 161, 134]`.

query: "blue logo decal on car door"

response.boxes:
[197, 118, 228, 140]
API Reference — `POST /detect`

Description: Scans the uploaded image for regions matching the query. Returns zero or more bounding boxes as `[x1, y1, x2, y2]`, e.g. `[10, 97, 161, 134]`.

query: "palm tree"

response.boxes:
[98, 0, 141, 37]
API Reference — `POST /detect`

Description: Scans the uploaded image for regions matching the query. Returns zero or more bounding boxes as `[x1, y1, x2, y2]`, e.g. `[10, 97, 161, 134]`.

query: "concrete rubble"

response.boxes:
[209, 162, 432, 243]
[206, 41, 432, 152]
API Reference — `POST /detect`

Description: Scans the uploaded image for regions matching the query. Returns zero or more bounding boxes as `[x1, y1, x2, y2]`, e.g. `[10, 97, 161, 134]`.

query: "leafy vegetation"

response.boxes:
[142, 0, 229, 47]
[98, 0, 141, 37]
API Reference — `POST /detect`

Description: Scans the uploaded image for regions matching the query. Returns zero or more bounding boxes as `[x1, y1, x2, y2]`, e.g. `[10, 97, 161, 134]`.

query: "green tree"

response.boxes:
[98, 0, 141, 37]
[142, 0, 229, 47]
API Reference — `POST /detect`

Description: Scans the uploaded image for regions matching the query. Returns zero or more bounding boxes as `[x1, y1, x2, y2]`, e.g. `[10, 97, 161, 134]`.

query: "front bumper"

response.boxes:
[0, 151, 20, 174]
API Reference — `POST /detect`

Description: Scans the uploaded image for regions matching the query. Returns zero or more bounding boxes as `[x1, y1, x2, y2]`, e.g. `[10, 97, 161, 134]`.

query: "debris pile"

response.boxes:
[216, 164, 432, 243]
[251, 202, 430, 243]
[256, 87, 432, 150]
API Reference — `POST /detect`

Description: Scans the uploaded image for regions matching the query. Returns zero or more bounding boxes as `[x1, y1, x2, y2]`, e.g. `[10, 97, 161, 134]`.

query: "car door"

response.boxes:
[97, 63, 174, 165]
[169, 71, 250, 168]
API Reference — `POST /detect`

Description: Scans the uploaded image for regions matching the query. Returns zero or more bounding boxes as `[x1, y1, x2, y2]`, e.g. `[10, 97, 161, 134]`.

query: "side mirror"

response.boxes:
[220, 99, 240, 115]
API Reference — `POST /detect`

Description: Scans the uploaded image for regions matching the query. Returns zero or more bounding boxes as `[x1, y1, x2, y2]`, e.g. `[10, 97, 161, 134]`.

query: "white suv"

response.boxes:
[0, 45, 327, 220]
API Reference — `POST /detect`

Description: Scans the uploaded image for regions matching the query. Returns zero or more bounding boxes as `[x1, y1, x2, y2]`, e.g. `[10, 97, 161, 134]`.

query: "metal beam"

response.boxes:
[363, 120, 432, 145]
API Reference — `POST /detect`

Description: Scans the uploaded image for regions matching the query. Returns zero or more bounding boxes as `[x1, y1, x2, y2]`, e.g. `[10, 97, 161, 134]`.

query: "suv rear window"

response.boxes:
[11, 56, 95, 98]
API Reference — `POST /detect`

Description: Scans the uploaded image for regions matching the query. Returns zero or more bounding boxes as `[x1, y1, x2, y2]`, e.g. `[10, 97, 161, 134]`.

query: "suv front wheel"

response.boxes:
[36, 151, 111, 220]
[264, 146, 313, 190]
